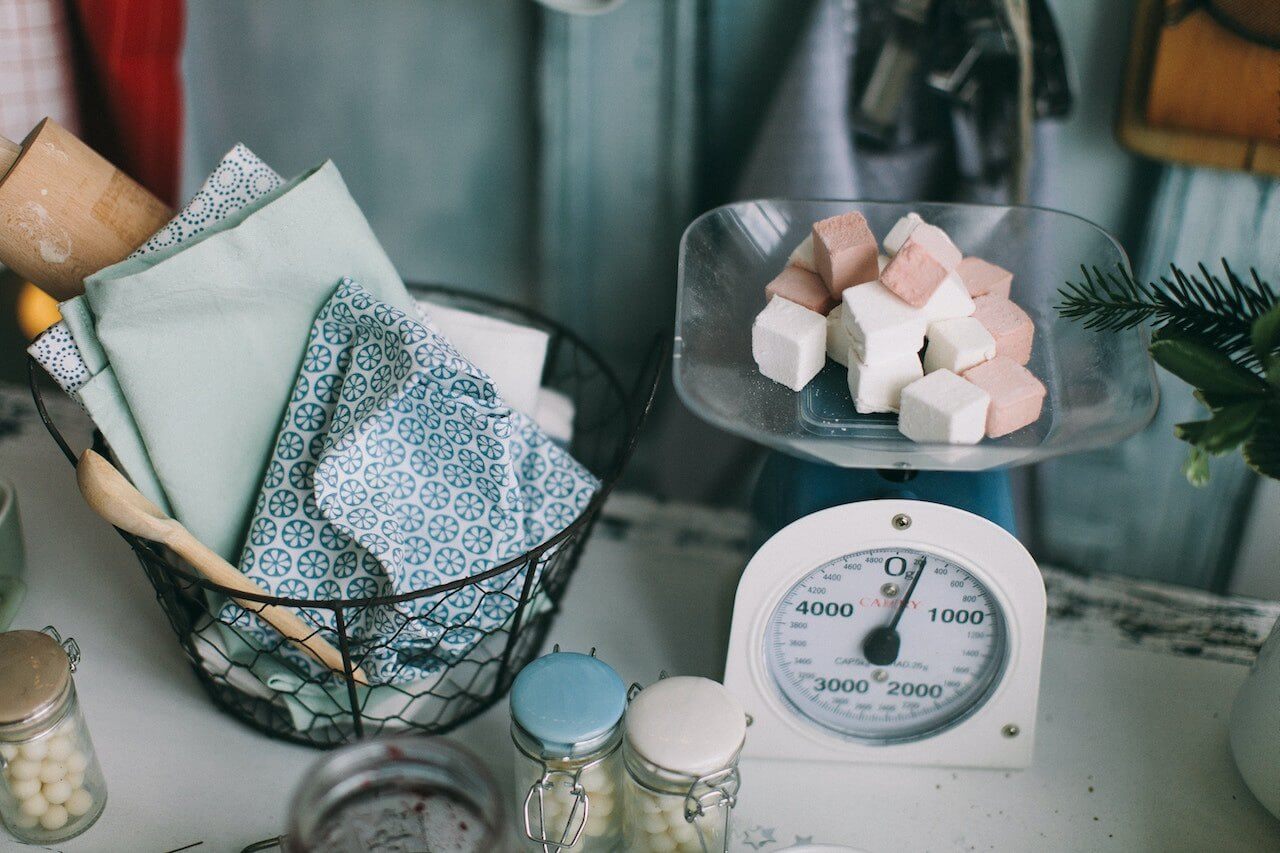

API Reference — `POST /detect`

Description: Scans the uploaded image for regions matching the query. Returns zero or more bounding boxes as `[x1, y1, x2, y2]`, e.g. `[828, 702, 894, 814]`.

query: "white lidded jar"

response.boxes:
[0, 630, 106, 844]
[511, 649, 628, 851]
[622, 676, 747, 853]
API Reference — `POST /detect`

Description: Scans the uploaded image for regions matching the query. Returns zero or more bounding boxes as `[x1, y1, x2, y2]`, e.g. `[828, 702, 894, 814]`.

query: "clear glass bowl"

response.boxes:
[674, 200, 1158, 471]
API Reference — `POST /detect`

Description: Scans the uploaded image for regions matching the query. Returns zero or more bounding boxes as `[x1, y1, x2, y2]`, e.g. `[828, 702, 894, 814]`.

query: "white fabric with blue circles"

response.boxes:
[221, 278, 598, 684]
[28, 144, 284, 401]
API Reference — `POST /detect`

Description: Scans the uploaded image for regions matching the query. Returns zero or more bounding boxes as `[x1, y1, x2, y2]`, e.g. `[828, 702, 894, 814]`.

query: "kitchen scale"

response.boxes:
[674, 200, 1157, 769]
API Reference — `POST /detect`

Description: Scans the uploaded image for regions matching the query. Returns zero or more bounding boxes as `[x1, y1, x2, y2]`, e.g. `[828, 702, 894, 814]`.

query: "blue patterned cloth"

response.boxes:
[222, 279, 598, 684]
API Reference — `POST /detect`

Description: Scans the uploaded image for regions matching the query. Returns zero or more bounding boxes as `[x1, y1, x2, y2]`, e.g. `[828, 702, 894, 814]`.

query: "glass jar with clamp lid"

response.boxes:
[510, 649, 627, 851]
[0, 629, 106, 844]
[622, 675, 747, 853]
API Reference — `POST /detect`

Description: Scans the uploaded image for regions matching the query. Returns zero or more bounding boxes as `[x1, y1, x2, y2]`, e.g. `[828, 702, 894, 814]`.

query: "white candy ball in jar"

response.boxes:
[65, 788, 95, 818]
[43, 779, 72, 805]
[8, 776, 41, 800]
[39, 804, 69, 831]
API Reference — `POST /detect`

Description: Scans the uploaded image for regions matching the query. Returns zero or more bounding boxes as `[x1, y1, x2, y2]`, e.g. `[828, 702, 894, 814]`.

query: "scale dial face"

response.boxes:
[765, 547, 1007, 744]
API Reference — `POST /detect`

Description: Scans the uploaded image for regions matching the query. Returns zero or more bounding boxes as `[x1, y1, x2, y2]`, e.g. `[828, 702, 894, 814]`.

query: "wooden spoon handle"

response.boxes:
[167, 526, 370, 686]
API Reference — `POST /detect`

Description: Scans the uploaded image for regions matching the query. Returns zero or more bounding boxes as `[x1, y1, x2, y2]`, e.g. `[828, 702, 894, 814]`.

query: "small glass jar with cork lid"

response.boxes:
[0, 629, 106, 844]
[510, 649, 627, 851]
[622, 676, 746, 853]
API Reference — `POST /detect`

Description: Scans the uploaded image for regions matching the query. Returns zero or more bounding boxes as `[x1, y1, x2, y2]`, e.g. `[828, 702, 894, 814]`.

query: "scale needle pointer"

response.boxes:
[861, 555, 927, 666]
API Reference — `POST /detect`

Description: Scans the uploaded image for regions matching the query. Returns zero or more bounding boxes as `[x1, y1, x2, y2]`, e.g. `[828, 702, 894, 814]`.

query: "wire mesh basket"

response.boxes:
[30, 283, 664, 748]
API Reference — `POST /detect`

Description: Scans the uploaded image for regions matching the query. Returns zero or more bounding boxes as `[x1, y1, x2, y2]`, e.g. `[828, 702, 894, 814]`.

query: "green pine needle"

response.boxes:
[1058, 260, 1280, 485]
[1058, 261, 1277, 370]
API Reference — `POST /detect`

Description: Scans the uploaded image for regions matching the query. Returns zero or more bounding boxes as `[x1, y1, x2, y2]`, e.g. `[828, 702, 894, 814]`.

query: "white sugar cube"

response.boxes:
[923, 316, 997, 374]
[921, 273, 975, 322]
[883, 212, 923, 255]
[419, 300, 548, 416]
[898, 370, 991, 445]
[847, 350, 923, 414]
[788, 234, 816, 272]
[752, 297, 826, 391]
[841, 281, 927, 365]
[826, 304, 855, 366]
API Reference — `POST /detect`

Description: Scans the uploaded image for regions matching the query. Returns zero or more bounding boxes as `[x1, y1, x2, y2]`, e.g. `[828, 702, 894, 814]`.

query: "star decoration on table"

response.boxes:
[742, 824, 777, 848]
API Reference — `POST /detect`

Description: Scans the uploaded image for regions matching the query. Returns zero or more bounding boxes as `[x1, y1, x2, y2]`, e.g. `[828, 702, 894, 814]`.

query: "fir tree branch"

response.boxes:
[1057, 260, 1277, 370]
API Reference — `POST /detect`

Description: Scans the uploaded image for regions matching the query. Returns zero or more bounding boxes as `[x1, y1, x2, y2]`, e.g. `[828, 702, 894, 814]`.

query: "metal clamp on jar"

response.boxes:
[0, 629, 106, 844]
[622, 676, 747, 853]
[510, 649, 627, 851]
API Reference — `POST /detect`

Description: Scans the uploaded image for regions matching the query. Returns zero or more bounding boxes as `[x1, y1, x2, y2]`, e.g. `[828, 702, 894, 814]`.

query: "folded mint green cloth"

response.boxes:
[59, 296, 172, 513]
[64, 162, 414, 559]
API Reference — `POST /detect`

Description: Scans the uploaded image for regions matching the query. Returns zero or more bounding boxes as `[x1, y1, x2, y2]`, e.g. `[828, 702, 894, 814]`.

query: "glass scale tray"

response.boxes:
[673, 200, 1159, 471]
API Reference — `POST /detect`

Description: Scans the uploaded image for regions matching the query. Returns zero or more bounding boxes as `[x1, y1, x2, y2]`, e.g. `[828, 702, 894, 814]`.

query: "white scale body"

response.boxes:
[724, 500, 1046, 769]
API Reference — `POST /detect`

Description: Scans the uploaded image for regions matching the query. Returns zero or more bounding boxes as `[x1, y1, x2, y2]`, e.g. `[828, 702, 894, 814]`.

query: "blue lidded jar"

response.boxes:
[510, 649, 627, 852]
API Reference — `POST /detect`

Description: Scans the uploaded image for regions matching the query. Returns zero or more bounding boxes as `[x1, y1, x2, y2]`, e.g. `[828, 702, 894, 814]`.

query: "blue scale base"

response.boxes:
[751, 453, 1016, 544]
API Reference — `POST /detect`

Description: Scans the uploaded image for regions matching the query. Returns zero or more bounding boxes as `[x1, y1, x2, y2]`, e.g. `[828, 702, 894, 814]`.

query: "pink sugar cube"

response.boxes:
[812, 212, 879, 297]
[963, 357, 1047, 438]
[902, 223, 961, 270]
[880, 241, 949, 308]
[956, 257, 1013, 299]
[972, 295, 1034, 364]
[765, 265, 838, 314]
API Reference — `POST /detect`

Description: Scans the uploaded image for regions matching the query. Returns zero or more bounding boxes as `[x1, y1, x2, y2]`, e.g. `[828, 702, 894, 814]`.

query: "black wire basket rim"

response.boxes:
[28, 283, 665, 611]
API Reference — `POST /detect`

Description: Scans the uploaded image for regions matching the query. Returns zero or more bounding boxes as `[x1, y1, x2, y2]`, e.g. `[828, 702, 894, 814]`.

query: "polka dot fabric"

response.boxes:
[221, 278, 599, 684]
[129, 143, 283, 258]
[28, 145, 284, 402]
[28, 323, 90, 408]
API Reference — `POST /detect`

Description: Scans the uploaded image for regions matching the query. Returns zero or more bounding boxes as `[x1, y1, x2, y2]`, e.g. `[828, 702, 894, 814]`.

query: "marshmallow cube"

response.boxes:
[923, 316, 996, 374]
[956, 256, 1013, 299]
[880, 241, 950, 308]
[878, 253, 890, 273]
[883, 213, 924, 255]
[420, 301, 549, 416]
[898, 370, 991, 445]
[788, 234, 816, 272]
[902, 223, 962, 270]
[963, 356, 1047, 438]
[812, 212, 879, 296]
[752, 297, 827, 391]
[972, 295, 1035, 365]
[921, 273, 975, 322]
[826, 303, 855, 366]
[765, 265, 838, 314]
[848, 350, 923, 414]
[841, 281, 927, 365]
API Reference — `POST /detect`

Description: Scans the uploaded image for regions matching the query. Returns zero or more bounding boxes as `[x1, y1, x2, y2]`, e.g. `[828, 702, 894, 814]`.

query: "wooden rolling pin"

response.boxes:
[77, 449, 370, 686]
[0, 118, 171, 301]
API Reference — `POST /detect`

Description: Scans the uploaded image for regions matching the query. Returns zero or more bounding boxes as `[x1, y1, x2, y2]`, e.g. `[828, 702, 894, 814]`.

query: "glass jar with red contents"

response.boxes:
[283, 736, 506, 852]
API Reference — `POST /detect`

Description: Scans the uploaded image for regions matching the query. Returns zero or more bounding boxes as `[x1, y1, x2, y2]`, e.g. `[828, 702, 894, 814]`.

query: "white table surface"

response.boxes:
[2, 388, 1279, 852]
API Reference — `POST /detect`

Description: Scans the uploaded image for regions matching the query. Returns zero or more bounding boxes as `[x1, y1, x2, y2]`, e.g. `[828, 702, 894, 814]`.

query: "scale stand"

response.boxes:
[752, 455, 1016, 540]
[674, 199, 1156, 768]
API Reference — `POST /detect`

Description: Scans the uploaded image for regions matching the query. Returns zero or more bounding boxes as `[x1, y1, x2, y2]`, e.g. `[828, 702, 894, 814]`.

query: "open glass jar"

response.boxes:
[510, 650, 627, 851]
[284, 736, 505, 852]
[0, 629, 107, 844]
[622, 676, 747, 853]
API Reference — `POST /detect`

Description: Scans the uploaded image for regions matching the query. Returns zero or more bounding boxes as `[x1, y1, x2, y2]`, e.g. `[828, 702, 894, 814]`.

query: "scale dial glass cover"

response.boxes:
[765, 547, 1007, 744]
